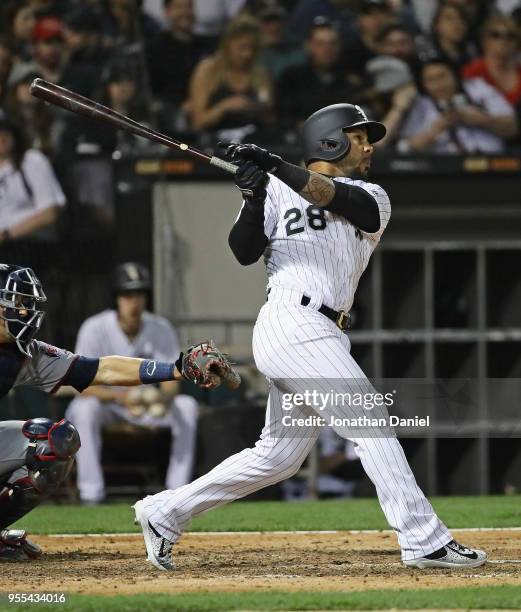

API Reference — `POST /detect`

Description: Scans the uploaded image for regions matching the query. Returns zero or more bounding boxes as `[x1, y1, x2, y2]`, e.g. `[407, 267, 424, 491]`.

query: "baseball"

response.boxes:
[148, 402, 166, 418]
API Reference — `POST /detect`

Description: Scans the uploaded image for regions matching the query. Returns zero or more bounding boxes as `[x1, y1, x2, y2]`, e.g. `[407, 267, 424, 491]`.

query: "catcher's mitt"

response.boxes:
[180, 341, 241, 390]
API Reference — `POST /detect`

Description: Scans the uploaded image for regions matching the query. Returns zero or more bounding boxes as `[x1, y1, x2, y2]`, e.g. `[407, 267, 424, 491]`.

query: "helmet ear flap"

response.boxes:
[315, 132, 351, 161]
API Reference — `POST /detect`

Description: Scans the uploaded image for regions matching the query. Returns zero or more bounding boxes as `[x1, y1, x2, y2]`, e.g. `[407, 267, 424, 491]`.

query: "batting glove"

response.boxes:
[219, 142, 282, 173]
[234, 161, 269, 205]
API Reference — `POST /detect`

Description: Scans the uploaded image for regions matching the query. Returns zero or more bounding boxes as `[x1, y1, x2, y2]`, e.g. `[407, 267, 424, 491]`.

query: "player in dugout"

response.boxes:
[66, 263, 199, 506]
[0, 263, 240, 560]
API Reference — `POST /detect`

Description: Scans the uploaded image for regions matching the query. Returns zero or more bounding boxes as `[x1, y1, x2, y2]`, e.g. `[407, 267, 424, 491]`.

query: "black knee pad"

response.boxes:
[22, 418, 81, 463]
[0, 477, 42, 530]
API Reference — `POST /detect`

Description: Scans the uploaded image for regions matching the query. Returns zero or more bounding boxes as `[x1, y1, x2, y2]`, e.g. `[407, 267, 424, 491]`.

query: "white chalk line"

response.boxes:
[48, 526, 521, 538]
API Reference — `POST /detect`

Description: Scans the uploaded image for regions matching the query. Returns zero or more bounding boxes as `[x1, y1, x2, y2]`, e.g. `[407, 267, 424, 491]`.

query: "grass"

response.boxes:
[13, 495, 521, 535]
[5, 586, 521, 611]
[7, 497, 521, 611]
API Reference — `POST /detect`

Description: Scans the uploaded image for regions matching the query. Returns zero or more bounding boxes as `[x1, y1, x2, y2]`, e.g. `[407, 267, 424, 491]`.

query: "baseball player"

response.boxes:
[66, 263, 199, 505]
[133, 104, 486, 571]
[0, 263, 238, 560]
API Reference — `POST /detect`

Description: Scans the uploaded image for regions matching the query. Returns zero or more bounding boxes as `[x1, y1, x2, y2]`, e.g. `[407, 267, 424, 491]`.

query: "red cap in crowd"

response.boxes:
[31, 16, 63, 43]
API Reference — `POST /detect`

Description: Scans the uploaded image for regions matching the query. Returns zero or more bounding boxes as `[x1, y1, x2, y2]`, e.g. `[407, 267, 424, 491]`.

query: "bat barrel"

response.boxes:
[30, 78, 236, 172]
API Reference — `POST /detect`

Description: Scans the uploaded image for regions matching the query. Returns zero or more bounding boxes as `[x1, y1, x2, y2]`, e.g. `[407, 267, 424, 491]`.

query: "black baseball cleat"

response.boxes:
[404, 539, 487, 569]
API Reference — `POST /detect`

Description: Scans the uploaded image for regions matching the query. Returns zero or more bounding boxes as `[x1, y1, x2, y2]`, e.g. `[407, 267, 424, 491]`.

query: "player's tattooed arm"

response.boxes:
[274, 161, 334, 207]
[274, 159, 379, 232]
[299, 173, 335, 207]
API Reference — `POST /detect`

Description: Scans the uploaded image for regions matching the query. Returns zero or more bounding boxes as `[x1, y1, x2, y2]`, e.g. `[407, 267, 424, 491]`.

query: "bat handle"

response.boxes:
[209, 156, 238, 175]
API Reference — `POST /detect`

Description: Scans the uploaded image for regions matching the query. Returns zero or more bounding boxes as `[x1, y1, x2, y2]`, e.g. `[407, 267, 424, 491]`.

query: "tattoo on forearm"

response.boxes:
[299, 174, 335, 207]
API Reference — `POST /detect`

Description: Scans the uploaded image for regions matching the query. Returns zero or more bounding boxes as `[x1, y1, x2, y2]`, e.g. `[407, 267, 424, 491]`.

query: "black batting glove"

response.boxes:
[234, 161, 269, 206]
[219, 142, 282, 173]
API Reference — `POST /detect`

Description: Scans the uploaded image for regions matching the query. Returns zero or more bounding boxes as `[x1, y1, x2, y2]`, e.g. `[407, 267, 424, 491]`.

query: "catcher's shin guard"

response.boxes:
[0, 457, 74, 529]
[0, 478, 43, 530]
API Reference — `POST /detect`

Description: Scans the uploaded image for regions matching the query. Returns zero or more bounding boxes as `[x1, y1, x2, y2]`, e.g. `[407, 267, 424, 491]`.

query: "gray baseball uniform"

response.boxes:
[0, 340, 89, 484]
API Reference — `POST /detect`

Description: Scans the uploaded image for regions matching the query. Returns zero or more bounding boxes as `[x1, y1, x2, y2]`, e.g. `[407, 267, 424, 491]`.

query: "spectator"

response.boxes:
[0, 116, 63, 347]
[463, 14, 521, 106]
[430, 2, 477, 70]
[396, 57, 518, 153]
[4, 2, 36, 62]
[101, 0, 162, 47]
[142, 0, 170, 27]
[285, 0, 354, 43]
[446, 0, 490, 31]
[60, 5, 106, 97]
[192, 0, 247, 49]
[277, 17, 362, 129]
[55, 59, 144, 229]
[376, 21, 419, 64]
[188, 16, 273, 142]
[0, 118, 65, 249]
[0, 117, 66, 343]
[30, 16, 65, 83]
[26, 0, 65, 18]
[0, 39, 14, 106]
[344, 0, 395, 76]
[66, 262, 199, 505]
[147, 0, 209, 131]
[494, 0, 521, 15]
[257, 4, 306, 79]
[366, 55, 416, 130]
[3, 63, 55, 154]
[407, 0, 438, 35]
[102, 59, 150, 132]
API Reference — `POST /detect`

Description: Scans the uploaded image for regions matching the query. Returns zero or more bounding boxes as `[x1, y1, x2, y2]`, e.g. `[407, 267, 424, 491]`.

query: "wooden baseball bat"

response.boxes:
[30, 78, 238, 174]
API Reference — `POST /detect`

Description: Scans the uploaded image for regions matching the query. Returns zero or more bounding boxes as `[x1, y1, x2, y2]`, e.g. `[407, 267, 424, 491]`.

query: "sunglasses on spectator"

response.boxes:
[487, 29, 518, 41]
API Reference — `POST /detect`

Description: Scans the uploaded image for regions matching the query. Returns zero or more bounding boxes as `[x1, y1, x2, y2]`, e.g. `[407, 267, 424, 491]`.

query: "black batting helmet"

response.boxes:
[302, 103, 386, 164]
[113, 262, 151, 294]
[0, 264, 46, 356]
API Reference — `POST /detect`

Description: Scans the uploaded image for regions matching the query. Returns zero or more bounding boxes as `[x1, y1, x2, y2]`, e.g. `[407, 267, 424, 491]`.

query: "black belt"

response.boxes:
[300, 295, 351, 331]
[266, 289, 351, 331]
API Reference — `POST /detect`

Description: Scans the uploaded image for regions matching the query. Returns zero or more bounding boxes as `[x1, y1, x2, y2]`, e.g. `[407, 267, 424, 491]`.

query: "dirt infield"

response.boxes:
[3, 530, 521, 595]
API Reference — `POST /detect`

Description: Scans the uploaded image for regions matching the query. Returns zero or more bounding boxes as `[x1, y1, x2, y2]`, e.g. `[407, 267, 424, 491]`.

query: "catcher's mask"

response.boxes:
[0, 264, 46, 356]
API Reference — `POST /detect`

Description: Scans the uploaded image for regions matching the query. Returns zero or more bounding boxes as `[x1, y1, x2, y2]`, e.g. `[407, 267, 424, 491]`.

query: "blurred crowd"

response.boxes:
[0, 0, 520, 306]
[0, 0, 520, 160]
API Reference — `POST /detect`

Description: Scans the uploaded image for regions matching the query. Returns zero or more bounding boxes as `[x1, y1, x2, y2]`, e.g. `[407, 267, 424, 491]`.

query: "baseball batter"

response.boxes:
[0, 263, 238, 560]
[134, 104, 486, 571]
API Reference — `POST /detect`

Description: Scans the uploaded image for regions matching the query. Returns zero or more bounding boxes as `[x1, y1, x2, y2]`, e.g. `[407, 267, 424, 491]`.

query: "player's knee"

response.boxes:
[172, 394, 199, 424]
[279, 459, 304, 480]
[257, 446, 302, 480]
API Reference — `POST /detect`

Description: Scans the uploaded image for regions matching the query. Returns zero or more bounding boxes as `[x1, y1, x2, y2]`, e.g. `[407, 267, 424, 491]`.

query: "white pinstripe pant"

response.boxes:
[143, 288, 451, 561]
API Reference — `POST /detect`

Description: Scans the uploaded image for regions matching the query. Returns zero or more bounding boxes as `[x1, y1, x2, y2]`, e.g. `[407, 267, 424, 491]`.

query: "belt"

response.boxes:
[300, 295, 351, 332]
[267, 289, 351, 331]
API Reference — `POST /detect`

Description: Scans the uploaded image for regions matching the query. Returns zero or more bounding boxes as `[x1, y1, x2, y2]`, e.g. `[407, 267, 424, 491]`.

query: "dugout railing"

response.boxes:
[169, 239, 521, 498]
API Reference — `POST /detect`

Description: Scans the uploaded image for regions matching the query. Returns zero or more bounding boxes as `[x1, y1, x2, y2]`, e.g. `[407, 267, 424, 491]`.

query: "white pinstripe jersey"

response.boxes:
[260, 175, 391, 312]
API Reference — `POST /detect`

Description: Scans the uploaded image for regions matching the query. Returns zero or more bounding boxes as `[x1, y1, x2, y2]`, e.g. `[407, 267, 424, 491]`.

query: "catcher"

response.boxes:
[0, 263, 240, 560]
